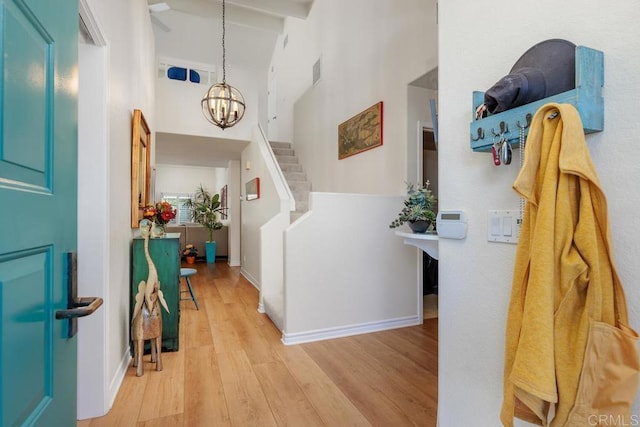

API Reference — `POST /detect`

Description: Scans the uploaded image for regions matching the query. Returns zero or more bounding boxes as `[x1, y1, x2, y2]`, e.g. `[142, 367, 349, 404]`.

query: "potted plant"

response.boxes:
[389, 181, 437, 233]
[182, 244, 198, 264]
[185, 184, 224, 263]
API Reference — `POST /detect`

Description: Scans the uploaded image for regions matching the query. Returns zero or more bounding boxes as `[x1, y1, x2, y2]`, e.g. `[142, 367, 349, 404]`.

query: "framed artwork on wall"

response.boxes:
[131, 109, 151, 228]
[338, 101, 383, 159]
[246, 177, 260, 201]
[220, 184, 228, 219]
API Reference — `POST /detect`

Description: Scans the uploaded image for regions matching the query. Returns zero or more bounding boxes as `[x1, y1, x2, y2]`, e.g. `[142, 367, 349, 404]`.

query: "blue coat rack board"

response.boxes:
[469, 45, 604, 152]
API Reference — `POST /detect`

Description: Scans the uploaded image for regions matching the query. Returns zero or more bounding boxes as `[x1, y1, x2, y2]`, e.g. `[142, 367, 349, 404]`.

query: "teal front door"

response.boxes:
[0, 0, 81, 425]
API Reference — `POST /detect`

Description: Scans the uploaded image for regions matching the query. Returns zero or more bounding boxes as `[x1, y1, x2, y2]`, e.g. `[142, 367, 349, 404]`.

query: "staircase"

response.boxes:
[269, 141, 311, 222]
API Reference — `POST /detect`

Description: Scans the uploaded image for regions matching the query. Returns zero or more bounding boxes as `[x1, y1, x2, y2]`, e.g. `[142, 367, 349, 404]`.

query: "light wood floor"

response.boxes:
[78, 261, 438, 426]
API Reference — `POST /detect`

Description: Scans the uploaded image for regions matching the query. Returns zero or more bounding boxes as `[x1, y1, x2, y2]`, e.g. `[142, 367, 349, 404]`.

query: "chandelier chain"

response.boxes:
[221, 0, 226, 83]
[201, 0, 245, 129]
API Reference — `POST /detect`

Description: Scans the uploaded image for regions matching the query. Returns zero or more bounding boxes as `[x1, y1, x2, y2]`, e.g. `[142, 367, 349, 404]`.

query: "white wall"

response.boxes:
[260, 212, 290, 328]
[77, 38, 108, 420]
[227, 160, 241, 266]
[151, 8, 276, 74]
[154, 164, 221, 201]
[239, 130, 288, 285]
[152, 7, 271, 133]
[155, 63, 264, 141]
[271, 0, 438, 194]
[215, 167, 228, 192]
[77, 0, 156, 418]
[439, 1, 640, 425]
[283, 193, 420, 343]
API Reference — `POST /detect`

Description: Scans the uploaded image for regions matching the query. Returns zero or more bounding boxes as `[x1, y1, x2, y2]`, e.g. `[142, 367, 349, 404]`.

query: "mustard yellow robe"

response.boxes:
[501, 103, 630, 426]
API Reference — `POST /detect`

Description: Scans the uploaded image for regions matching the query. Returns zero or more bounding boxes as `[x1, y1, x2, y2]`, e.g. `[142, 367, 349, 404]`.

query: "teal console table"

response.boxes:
[131, 232, 181, 351]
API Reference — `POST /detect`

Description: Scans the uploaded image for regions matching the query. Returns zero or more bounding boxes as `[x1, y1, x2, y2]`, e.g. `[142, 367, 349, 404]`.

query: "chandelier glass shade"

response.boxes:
[201, 0, 245, 130]
[201, 82, 246, 129]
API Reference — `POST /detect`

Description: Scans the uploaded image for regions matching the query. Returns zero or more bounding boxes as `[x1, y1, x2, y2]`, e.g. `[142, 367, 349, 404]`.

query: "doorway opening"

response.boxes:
[78, 0, 109, 418]
[408, 67, 438, 321]
[422, 127, 438, 319]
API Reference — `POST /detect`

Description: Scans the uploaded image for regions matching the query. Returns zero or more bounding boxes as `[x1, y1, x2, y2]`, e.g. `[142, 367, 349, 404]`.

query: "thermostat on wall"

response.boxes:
[436, 210, 467, 239]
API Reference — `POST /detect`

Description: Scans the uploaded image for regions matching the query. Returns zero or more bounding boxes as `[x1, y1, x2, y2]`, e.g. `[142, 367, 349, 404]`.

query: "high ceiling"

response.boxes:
[149, 0, 313, 34]
[148, 0, 314, 167]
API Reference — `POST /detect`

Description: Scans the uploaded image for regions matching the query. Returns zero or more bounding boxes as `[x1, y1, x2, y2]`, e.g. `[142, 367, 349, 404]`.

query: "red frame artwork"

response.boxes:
[246, 177, 260, 201]
[338, 101, 383, 159]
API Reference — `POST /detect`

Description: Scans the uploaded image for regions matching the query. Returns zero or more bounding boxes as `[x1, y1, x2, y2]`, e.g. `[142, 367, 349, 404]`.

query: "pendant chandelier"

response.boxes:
[201, 0, 245, 129]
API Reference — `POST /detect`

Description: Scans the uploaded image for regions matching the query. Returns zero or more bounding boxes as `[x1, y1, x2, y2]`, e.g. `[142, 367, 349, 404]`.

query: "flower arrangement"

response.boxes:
[182, 244, 198, 257]
[389, 181, 437, 231]
[143, 201, 176, 224]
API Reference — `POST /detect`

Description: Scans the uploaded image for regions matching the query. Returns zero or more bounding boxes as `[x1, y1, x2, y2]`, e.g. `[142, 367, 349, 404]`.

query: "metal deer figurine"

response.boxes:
[131, 220, 169, 376]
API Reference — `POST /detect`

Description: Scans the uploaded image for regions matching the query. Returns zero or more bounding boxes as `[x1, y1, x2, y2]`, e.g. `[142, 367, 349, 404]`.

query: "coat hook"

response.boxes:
[517, 113, 532, 129]
[471, 127, 484, 141]
[493, 122, 510, 138]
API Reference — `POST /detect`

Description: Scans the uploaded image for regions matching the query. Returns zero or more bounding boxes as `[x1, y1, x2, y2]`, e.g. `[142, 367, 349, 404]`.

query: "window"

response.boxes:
[158, 59, 215, 85]
[189, 69, 200, 83]
[167, 66, 187, 81]
[161, 193, 193, 224]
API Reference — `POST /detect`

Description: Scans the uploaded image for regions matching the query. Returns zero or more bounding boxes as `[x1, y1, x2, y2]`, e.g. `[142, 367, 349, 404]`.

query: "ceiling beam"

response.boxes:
[151, 0, 285, 33]
[226, 0, 311, 19]
[225, 3, 284, 33]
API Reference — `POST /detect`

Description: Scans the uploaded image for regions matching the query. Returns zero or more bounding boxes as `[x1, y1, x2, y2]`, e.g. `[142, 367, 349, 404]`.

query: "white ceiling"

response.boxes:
[149, 0, 314, 167]
[149, 0, 313, 32]
[155, 132, 249, 167]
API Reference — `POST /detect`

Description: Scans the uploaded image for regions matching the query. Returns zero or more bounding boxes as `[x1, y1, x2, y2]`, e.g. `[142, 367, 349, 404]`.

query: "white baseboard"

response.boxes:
[240, 270, 264, 312]
[281, 315, 421, 345]
[107, 347, 132, 412]
[240, 269, 259, 290]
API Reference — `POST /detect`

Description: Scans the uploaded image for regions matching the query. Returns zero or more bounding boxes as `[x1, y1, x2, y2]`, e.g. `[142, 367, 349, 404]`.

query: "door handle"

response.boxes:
[55, 252, 103, 338]
[55, 296, 103, 319]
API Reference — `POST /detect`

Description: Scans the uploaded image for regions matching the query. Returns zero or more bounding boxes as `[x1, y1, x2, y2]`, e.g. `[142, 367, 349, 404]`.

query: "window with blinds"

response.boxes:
[161, 193, 193, 224]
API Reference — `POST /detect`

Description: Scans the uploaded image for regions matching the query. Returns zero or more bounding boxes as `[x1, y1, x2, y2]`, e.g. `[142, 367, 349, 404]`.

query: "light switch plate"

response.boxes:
[487, 210, 520, 244]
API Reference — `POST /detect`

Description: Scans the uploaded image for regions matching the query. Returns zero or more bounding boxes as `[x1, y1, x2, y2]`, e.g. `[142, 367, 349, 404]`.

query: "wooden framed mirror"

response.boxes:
[131, 109, 151, 228]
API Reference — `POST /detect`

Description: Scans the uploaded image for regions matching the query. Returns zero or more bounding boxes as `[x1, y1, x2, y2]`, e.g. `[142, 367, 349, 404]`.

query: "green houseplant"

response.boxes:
[389, 181, 437, 233]
[185, 184, 224, 263]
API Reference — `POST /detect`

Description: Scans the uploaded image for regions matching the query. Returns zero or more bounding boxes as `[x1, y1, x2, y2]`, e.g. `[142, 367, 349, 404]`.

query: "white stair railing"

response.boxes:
[255, 124, 295, 212]
[253, 124, 294, 328]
